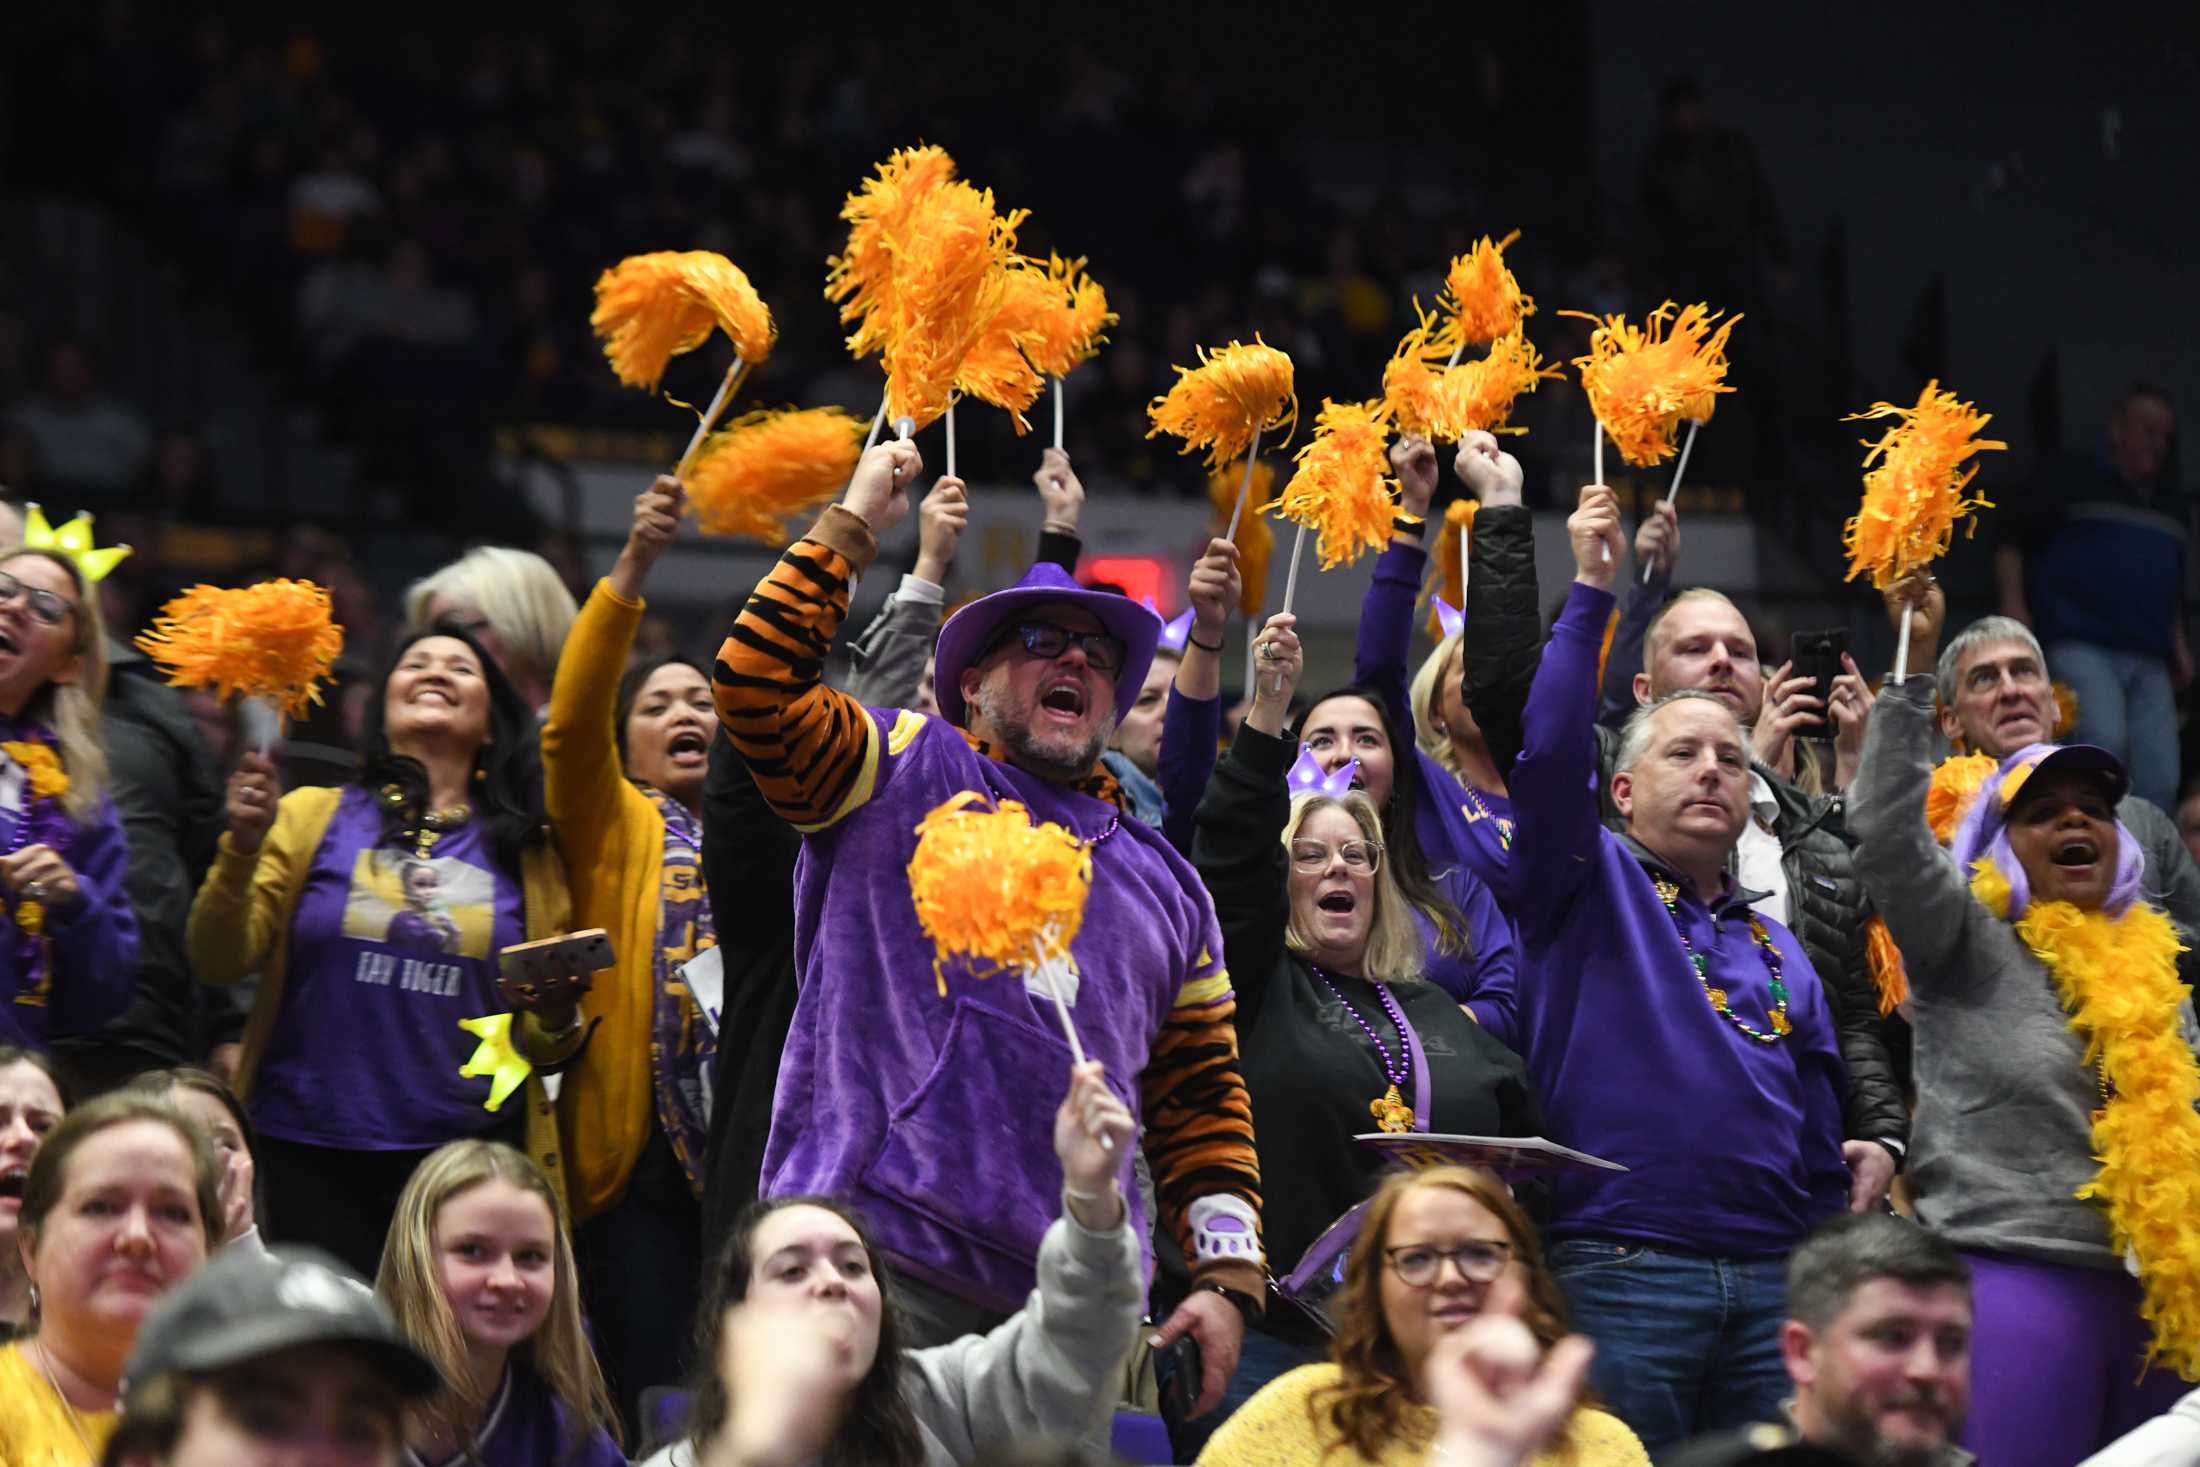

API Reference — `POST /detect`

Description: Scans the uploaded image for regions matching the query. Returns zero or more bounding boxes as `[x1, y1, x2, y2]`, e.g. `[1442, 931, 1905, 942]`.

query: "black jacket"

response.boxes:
[1460, 506, 1909, 1155]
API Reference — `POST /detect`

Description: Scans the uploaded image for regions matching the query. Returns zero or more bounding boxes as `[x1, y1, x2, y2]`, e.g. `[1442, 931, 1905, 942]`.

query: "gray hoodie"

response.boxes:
[1848, 677, 2200, 1268]
[641, 1206, 1140, 1467]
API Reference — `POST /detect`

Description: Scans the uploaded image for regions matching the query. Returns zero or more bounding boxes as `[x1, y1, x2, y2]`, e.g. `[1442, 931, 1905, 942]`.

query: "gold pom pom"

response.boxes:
[1565, 302, 1741, 468]
[1272, 400, 1398, 572]
[1422, 499, 1480, 640]
[590, 251, 776, 391]
[1429, 230, 1533, 357]
[1148, 339, 1298, 473]
[881, 181, 1028, 433]
[1021, 254, 1115, 381]
[685, 408, 865, 545]
[1840, 380, 2006, 590]
[1210, 457, 1277, 614]
[136, 580, 346, 720]
[908, 792, 1094, 995]
[826, 144, 960, 360]
[1383, 313, 1558, 442]
[1926, 753, 1999, 846]
[953, 258, 1056, 433]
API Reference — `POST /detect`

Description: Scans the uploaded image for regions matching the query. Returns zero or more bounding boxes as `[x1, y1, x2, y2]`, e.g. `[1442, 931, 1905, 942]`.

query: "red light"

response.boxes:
[1080, 555, 1172, 611]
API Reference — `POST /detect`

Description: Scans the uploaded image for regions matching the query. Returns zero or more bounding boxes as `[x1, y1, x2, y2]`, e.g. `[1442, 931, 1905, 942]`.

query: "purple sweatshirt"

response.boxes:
[1508, 582, 1848, 1253]
[401, 1362, 622, 1467]
[0, 787, 137, 1050]
[1352, 538, 1520, 1040]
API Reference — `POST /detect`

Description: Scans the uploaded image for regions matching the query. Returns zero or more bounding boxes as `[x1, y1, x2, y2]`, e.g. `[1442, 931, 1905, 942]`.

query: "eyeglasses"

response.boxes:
[990, 621, 1125, 673]
[1384, 1241, 1516, 1287]
[1290, 839, 1382, 873]
[0, 571, 74, 627]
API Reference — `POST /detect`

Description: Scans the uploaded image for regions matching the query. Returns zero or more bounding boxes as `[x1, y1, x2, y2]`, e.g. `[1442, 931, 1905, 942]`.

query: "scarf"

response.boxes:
[650, 793, 716, 1192]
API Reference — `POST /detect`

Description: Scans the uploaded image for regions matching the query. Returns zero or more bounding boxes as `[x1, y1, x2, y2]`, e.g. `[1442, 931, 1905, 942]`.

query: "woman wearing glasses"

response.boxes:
[1197, 1166, 1647, 1466]
[0, 547, 138, 1053]
[1176, 611, 1541, 1453]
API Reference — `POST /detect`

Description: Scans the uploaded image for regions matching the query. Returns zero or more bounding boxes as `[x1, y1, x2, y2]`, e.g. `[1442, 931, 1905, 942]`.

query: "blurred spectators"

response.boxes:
[0, 337, 151, 505]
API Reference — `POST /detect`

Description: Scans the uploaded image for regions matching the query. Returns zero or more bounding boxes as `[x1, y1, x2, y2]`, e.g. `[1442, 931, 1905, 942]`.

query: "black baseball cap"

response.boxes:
[122, 1246, 441, 1404]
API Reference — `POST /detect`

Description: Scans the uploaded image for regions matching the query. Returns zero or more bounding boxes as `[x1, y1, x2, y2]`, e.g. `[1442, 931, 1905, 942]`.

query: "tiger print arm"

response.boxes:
[712, 506, 885, 833]
[1141, 953, 1266, 1302]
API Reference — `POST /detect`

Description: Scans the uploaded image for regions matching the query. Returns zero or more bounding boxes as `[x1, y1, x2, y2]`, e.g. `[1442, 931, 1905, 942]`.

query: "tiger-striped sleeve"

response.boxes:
[1141, 951, 1266, 1298]
[713, 507, 883, 833]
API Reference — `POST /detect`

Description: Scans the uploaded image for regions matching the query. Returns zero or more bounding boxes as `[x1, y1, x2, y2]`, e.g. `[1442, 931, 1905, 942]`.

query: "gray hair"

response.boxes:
[1613, 689, 1744, 773]
[1785, 1213, 1971, 1333]
[1935, 616, 2046, 708]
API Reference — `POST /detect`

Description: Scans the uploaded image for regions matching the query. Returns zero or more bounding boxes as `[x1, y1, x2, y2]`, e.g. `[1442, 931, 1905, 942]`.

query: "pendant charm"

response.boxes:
[14, 899, 41, 936]
[1769, 1010, 1792, 1036]
[1370, 1084, 1413, 1134]
[1704, 986, 1729, 1012]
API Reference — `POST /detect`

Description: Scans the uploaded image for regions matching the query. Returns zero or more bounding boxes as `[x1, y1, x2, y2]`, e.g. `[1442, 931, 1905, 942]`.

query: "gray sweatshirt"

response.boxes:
[1849, 677, 2200, 1268]
[641, 1207, 1141, 1467]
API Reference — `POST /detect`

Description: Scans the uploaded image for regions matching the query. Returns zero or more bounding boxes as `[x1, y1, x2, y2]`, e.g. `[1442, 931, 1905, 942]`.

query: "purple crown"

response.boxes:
[1433, 595, 1464, 642]
[1287, 744, 1360, 798]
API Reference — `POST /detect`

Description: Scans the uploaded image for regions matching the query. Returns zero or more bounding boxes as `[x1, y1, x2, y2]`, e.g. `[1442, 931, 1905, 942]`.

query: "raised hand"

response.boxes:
[1246, 612, 1302, 734]
[1055, 1060, 1134, 1231]
[1633, 499, 1680, 581]
[914, 476, 969, 585]
[1567, 485, 1622, 590]
[222, 750, 282, 854]
[1881, 568, 1946, 678]
[1035, 446, 1086, 533]
[610, 475, 685, 599]
[1751, 660, 1825, 781]
[1390, 434, 1440, 518]
[841, 441, 923, 535]
[1454, 430, 1525, 507]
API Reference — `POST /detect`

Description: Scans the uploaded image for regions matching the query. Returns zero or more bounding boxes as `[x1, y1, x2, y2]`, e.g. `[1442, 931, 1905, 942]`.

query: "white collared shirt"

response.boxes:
[1735, 771, 1790, 927]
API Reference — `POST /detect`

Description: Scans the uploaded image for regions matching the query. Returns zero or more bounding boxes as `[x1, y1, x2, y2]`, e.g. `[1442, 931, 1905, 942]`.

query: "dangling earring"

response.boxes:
[474, 766, 486, 783]
[26, 1283, 39, 1318]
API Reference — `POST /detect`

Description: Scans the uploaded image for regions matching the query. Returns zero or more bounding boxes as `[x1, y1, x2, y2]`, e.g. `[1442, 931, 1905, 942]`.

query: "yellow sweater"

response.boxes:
[1196, 1363, 1650, 1467]
[0, 1341, 117, 1466]
[544, 580, 714, 1221]
[185, 785, 581, 1205]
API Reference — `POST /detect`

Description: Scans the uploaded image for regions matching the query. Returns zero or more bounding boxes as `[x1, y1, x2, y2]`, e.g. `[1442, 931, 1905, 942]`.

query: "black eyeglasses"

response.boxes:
[1384, 1240, 1516, 1287]
[988, 621, 1125, 673]
[0, 571, 74, 627]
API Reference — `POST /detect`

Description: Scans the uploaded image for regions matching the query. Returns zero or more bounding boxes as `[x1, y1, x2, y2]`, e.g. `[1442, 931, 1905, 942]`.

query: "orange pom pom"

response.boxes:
[1431, 330, 1562, 440]
[1422, 499, 1479, 640]
[136, 580, 345, 720]
[1840, 380, 2006, 590]
[591, 251, 776, 391]
[908, 792, 1094, 995]
[1926, 752, 1999, 846]
[1430, 230, 1533, 357]
[685, 408, 864, 545]
[1210, 457, 1277, 614]
[1272, 400, 1397, 572]
[1565, 302, 1741, 468]
[1380, 313, 1446, 440]
[826, 144, 959, 360]
[2052, 681, 2079, 738]
[881, 182, 1027, 433]
[1864, 915, 1910, 1015]
[954, 258, 1055, 433]
[1022, 254, 1115, 381]
[1148, 339, 1298, 473]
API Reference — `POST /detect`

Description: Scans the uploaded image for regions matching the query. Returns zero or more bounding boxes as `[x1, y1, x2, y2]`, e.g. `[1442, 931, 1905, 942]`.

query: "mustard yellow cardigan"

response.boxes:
[185, 785, 582, 1207]
[542, 580, 708, 1222]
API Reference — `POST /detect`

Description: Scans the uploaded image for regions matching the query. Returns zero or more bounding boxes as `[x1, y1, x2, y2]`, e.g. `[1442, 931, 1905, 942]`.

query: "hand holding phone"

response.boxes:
[497, 929, 614, 1025]
[1787, 629, 1848, 740]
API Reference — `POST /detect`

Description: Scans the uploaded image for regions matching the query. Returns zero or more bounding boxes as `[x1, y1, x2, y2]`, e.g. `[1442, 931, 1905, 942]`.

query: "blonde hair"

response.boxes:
[1408, 632, 1465, 786]
[374, 1140, 618, 1453]
[3, 549, 109, 819]
[402, 547, 577, 697]
[1281, 790, 1425, 984]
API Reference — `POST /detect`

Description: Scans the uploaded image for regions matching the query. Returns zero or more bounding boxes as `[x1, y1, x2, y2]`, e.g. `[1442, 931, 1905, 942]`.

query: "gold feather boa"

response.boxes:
[1972, 864, 2200, 1380]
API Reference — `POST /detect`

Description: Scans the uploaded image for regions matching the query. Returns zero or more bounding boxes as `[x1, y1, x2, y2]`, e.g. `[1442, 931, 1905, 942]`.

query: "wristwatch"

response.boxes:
[1196, 1280, 1261, 1323]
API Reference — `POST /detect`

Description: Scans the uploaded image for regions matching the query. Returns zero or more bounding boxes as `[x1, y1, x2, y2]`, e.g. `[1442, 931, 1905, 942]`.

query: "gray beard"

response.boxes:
[973, 682, 1118, 783]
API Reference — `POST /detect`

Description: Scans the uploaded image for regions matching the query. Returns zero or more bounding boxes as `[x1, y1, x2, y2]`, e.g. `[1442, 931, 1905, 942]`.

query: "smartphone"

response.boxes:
[1156, 1331, 1204, 1421]
[497, 928, 614, 998]
[1788, 628, 1848, 740]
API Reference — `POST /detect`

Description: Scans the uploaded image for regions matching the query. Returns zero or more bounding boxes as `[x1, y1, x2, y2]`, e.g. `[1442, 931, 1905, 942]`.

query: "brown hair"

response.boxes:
[1313, 1167, 1582, 1463]
[1, 548, 110, 818]
[20, 1093, 225, 1268]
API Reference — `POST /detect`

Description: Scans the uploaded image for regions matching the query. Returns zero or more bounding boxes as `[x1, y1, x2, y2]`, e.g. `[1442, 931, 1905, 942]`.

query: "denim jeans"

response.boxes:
[2049, 639, 2179, 812]
[1550, 1238, 1791, 1453]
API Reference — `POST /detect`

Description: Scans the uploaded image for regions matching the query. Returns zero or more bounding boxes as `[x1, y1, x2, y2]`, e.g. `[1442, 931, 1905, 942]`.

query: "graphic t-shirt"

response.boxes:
[251, 786, 526, 1149]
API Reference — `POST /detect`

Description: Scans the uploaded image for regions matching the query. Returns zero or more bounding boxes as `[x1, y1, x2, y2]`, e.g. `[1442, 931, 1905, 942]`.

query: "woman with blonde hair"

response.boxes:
[405, 545, 579, 714]
[1176, 611, 1539, 1456]
[0, 541, 139, 1051]
[1198, 1166, 1646, 1467]
[375, 1138, 621, 1466]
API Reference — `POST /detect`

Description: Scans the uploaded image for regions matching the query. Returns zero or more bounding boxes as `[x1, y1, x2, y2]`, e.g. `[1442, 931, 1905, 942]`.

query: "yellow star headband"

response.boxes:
[21, 503, 132, 583]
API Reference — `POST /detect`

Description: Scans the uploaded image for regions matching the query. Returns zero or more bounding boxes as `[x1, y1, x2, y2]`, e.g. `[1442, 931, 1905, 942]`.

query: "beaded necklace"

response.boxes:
[980, 766, 1122, 849]
[1653, 875, 1791, 1043]
[1461, 787, 1513, 851]
[1309, 963, 1415, 1132]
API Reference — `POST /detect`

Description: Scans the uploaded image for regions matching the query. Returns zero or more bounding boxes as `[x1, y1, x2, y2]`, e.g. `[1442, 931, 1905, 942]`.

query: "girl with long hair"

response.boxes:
[1198, 1167, 1645, 1467]
[188, 626, 584, 1279]
[0, 1043, 67, 1337]
[375, 1139, 620, 1466]
[0, 546, 139, 1051]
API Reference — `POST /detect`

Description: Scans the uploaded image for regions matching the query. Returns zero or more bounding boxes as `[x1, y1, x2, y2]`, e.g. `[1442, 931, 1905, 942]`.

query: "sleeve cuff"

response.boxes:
[894, 573, 945, 606]
[1228, 722, 1297, 778]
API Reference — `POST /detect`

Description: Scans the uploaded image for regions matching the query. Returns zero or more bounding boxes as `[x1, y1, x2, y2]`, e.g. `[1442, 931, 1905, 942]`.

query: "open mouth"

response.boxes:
[0, 628, 17, 656]
[1039, 681, 1088, 719]
[668, 729, 709, 761]
[412, 686, 456, 708]
[1317, 890, 1357, 915]
[2051, 836, 2100, 868]
[0, 1165, 25, 1200]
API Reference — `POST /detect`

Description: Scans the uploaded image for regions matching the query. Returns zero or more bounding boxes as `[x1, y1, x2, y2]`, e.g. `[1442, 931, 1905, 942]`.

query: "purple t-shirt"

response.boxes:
[401, 1363, 623, 1467]
[251, 786, 525, 1150]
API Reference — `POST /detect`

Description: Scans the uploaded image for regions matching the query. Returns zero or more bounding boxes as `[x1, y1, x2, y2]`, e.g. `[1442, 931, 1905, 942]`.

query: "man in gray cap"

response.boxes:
[101, 1245, 438, 1467]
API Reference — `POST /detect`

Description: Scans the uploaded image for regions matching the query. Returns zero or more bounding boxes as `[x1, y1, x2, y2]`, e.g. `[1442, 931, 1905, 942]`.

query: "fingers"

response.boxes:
[1197, 1339, 1230, 1417]
[1035, 446, 1073, 490]
[1200, 537, 1241, 567]
[1458, 429, 1500, 459]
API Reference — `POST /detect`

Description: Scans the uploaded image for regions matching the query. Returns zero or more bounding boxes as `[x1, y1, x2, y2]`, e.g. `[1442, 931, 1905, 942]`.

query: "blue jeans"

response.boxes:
[1158, 1323, 1320, 1463]
[1550, 1239, 1791, 1453]
[2049, 640, 2179, 813]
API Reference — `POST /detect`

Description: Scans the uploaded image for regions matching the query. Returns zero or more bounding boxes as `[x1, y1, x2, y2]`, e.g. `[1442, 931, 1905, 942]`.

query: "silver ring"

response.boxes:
[25, 882, 44, 903]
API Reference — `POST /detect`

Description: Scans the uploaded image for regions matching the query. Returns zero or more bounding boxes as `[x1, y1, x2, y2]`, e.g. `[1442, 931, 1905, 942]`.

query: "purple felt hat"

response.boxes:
[932, 561, 1162, 727]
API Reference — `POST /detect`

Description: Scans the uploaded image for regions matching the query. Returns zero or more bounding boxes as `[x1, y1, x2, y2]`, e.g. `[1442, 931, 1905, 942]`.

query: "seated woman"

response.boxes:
[374, 1139, 621, 1466]
[187, 627, 584, 1280]
[642, 1061, 1141, 1467]
[0, 1091, 224, 1462]
[1850, 605, 2200, 1467]
[544, 477, 721, 1421]
[1182, 611, 1540, 1448]
[127, 1069, 261, 1253]
[0, 545, 139, 1052]
[1198, 1165, 1647, 1467]
[0, 1045, 67, 1337]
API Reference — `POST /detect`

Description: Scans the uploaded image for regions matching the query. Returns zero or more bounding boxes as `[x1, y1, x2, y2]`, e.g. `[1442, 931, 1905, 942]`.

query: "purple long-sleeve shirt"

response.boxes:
[1156, 684, 1221, 856]
[0, 792, 138, 1049]
[1510, 581, 1848, 1254]
[1352, 539, 1520, 1041]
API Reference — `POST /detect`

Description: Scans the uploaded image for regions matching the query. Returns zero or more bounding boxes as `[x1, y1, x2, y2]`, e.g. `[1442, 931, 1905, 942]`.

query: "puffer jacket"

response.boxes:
[1461, 505, 1909, 1156]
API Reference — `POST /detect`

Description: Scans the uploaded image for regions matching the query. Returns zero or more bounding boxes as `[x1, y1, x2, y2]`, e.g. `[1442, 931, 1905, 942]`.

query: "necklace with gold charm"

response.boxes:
[1310, 963, 1417, 1132]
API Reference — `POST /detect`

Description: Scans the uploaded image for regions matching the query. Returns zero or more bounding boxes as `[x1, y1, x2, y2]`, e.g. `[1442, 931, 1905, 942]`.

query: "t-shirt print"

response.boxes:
[341, 849, 495, 960]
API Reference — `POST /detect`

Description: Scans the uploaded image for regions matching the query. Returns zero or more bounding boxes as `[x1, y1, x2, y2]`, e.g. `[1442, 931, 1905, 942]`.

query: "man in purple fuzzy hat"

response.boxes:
[712, 440, 1265, 1418]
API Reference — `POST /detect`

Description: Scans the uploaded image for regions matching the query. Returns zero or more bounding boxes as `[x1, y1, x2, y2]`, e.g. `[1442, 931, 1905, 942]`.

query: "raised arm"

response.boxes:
[1032, 446, 1085, 572]
[1506, 487, 1622, 939]
[1456, 435, 1536, 776]
[712, 441, 921, 833]
[1596, 500, 1678, 728]
[846, 473, 967, 709]
[1351, 434, 1439, 735]
[1160, 539, 1239, 854]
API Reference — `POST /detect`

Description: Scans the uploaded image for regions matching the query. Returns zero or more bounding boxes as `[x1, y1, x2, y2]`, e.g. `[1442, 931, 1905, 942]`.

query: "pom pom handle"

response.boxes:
[895, 416, 916, 442]
[1279, 521, 1310, 617]
[240, 696, 284, 756]
[862, 395, 890, 454]
[1644, 418, 1702, 584]
[1592, 422, 1611, 563]
[1053, 375, 1066, 453]
[674, 356, 749, 478]
[1224, 426, 1263, 541]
